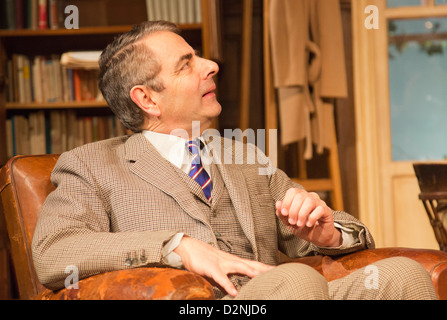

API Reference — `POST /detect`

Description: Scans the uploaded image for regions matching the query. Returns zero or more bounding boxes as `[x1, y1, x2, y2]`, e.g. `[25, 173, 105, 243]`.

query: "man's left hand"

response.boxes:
[275, 188, 342, 247]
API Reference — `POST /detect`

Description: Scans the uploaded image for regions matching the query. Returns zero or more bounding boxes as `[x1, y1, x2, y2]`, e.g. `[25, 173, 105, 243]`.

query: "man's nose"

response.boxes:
[201, 58, 219, 79]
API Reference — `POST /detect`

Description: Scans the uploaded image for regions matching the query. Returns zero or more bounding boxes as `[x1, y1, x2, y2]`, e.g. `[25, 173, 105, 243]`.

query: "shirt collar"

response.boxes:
[142, 130, 211, 169]
[142, 130, 187, 169]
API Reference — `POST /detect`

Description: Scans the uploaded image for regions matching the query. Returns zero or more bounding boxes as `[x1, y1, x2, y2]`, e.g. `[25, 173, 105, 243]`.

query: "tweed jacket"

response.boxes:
[31, 133, 374, 290]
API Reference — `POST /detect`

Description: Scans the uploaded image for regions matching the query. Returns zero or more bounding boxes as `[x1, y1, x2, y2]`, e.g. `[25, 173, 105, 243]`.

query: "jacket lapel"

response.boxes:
[208, 136, 259, 260]
[124, 133, 210, 226]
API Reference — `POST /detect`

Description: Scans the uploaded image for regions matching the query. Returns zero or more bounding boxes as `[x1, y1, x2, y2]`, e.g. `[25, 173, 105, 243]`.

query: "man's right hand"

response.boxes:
[174, 236, 274, 297]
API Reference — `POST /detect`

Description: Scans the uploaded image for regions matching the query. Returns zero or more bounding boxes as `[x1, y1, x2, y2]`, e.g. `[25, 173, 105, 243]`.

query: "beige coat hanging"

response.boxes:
[269, 0, 347, 159]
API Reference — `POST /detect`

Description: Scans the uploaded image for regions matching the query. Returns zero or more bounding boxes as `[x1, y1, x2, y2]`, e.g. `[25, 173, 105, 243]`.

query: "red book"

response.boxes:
[38, 0, 47, 29]
[72, 69, 82, 102]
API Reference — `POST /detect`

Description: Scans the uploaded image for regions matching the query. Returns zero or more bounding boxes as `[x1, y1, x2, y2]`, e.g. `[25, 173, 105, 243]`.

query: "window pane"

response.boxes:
[387, 0, 421, 7]
[388, 18, 447, 161]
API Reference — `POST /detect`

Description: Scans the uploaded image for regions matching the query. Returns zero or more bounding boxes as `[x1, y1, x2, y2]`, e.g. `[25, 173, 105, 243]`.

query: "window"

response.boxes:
[387, 0, 421, 8]
[388, 18, 447, 160]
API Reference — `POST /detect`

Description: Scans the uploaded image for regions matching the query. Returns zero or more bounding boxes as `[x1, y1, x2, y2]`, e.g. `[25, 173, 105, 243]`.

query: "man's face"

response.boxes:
[144, 31, 221, 136]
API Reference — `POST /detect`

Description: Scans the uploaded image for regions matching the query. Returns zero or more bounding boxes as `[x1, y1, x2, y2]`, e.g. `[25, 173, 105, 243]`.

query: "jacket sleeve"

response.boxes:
[31, 151, 177, 291]
[264, 158, 375, 259]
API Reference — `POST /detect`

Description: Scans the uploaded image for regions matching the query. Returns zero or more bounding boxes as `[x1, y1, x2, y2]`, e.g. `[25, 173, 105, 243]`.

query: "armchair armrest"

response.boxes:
[31, 248, 447, 300]
[33, 267, 215, 300]
[295, 247, 447, 300]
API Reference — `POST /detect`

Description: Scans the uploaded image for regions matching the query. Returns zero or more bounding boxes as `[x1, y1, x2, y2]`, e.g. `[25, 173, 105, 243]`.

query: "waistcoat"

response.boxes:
[175, 162, 255, 297]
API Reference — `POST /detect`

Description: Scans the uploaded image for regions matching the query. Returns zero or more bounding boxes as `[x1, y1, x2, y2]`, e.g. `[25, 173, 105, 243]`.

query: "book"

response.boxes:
[15, 0, 25, 29]
[50, 110, 62, 154]
[153, 0, 162, 22]
[177, 0, 187, 24]
[28, 0, 39, 30]
[16, 55, 26, 103]
[51, 54, 62, 101]
[145, 0, 155, 21]
[72, 69, 82, 102]
[4, 0, 16, 30]
[185, 0, 194, 24]
[160, 0, 169, 21]
[7, 53, 104, 104]
[146, 0, 202, 24]
[32, 56, 42, 102]
[48, 0, 59, 29]
[1, 0, 71, 30]
[23, 55, 32, 102]
[168, 0, 178, 23]
[6, 60, 14, 102]
[38, 0, 47, 30]
[6, 111, 129, 157]
[29, 110, 46, 154]
[6, 119, 14, 159]
[60, 51, 101, 70]
[14, 115, 30, 155]
[194, 0, 201, 23]
[66, 110, 76, 150]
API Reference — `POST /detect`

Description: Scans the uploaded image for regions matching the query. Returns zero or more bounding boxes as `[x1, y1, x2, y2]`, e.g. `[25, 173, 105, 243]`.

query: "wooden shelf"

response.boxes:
[0, 23, 203, 37]
[6, 101, 108, 110]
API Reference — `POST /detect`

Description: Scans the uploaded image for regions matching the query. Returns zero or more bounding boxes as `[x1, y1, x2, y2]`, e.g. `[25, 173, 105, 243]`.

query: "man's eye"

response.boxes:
[182, 62, 190, 70]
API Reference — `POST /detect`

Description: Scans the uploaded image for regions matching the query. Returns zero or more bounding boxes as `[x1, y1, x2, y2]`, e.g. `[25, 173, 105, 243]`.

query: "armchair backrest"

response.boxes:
[0, 154, 59, 299]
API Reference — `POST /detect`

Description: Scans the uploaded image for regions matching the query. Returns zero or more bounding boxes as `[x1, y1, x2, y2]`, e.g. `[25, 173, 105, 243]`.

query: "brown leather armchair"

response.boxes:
[1, 154, 447, 300]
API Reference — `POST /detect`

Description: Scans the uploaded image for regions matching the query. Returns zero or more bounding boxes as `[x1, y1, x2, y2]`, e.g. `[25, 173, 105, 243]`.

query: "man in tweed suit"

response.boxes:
[32, 21, 437, 299]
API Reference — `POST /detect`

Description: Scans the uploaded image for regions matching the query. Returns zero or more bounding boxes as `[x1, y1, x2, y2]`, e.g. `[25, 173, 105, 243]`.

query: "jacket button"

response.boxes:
[124, 258, 132, 267]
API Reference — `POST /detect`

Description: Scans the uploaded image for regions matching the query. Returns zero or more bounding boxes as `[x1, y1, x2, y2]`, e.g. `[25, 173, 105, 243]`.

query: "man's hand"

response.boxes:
[276, 188, 342, 247]
[174, 236, 274, 297]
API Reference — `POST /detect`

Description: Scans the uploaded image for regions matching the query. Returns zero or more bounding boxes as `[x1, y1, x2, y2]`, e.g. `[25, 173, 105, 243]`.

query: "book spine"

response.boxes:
[16, 55, 25, 103]
[6, 119, 14, 158]
[6, 60, 14, 102]
[194, 0, 201, 23]
[48, 0, 57, 29]
[15, 0, 25, 29]
[146, 0, 155, 21]
[32, 56, 42, 102]
[30, 0, 39, 30]
[22, 55, 32, 102]
[178, 0, 186, 24]
[11, 116, 17, 156]
[72, 69, 82, 102]
[38, 0, 47, 30]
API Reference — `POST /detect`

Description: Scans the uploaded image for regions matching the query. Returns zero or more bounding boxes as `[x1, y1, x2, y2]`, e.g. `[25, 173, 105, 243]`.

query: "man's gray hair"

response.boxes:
[98, 21, 181, 133]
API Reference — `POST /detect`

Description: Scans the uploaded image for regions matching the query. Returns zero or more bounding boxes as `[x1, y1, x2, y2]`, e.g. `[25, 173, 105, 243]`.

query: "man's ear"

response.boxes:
[130, 85, 161, 117]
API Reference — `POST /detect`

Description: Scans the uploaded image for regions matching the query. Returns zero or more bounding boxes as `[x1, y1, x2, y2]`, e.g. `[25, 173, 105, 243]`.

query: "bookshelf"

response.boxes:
[0, 0, 219, 166]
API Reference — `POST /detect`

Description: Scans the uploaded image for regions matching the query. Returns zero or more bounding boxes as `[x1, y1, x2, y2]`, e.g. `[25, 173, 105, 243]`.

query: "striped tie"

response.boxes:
[187, 139, 212, 201]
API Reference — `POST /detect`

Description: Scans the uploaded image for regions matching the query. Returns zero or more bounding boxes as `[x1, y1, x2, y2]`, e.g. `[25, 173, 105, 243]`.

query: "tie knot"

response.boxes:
[187, 139, 200, 155]
[187, 139, 202, 165]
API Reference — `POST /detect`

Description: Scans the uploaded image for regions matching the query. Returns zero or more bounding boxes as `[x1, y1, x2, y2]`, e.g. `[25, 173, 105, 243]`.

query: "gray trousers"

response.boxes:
[224, 257, 438, 300]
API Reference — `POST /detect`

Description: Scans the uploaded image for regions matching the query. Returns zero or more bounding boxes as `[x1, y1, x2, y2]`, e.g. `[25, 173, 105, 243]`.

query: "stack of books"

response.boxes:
[5, 49, 129, 158]
[1, 0, 66, 30]
[6, 110, 128, 158]
[146, 0, 202, 24]
[6, 53, 103, 104]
